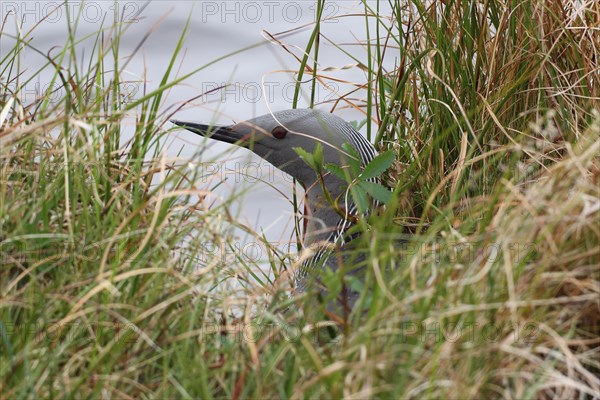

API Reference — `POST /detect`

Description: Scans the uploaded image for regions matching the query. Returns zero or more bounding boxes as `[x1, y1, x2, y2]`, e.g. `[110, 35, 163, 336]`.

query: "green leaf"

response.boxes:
[294, 144, 324, 173]
[346, 275, 372, 309]
[325, 163, 348, 181]
[322, 268, 341, 298]
[313, 143, 324, 167]
[341, 142, 360, 159]
[358, 181, 393, 204]
[360, 150, 395, 181]
[293, 147, 314, 169]
[342, 143, 361, 177]
[346, 275, 364, 293]
[350, 184, 369, 214]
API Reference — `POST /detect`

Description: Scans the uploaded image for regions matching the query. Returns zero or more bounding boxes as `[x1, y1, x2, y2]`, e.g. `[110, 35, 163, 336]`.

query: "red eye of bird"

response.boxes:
[271, 126, 287, 139]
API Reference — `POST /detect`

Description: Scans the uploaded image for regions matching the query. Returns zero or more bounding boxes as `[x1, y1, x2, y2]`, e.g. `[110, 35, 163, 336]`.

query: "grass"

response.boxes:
[1, 0, 599, 398]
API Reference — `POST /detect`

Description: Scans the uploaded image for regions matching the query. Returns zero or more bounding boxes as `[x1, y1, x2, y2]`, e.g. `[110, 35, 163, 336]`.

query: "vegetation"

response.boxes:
[1, 0, 598, 398]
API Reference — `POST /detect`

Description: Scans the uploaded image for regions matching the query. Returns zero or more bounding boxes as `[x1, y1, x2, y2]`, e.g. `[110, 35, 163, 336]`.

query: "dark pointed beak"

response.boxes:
[170, 119, 248, 146]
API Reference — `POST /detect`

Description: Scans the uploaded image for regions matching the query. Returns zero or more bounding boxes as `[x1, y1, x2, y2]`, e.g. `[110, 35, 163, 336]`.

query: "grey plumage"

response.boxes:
[172, 109, 379, 311]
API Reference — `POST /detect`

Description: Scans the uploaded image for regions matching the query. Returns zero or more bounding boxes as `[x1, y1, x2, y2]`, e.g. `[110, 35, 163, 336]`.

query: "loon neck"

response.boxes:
[303, 185, 354, 247]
